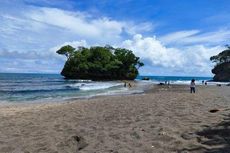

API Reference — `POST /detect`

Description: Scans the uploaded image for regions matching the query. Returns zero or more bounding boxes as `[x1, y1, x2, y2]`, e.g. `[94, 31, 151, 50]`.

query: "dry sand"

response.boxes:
[0, 85, 229, 153]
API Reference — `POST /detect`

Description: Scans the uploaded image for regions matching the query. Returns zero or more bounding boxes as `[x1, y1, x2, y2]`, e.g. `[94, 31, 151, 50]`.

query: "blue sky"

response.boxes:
[0, 0, 230, 76]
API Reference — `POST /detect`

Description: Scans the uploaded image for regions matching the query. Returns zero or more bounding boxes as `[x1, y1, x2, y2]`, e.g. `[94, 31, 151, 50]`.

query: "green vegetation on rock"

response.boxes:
[57, 45, 144, 80]
[210, 45, 230, 81]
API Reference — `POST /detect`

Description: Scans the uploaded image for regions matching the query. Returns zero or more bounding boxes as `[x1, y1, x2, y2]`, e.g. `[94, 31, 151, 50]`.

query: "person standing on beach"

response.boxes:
[190, 79, 196, 93]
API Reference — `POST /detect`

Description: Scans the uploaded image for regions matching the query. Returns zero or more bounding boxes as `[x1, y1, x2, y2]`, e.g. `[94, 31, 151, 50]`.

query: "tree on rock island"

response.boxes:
[57, 45, 144, 80]
[210, 45, 230, 81]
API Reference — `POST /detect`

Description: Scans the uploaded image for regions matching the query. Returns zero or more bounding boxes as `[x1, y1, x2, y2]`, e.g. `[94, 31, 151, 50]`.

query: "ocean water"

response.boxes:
[0, 73, 134, 103]
[0, 73, 222, 103]
[136, 76, 213, 85]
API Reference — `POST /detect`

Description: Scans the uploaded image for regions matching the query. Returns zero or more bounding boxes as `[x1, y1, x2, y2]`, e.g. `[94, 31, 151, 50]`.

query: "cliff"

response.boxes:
[212, 62, 230, 82]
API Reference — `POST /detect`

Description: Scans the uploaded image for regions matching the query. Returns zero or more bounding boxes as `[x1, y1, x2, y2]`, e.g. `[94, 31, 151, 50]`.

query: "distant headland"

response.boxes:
[210, 45, 230, 82]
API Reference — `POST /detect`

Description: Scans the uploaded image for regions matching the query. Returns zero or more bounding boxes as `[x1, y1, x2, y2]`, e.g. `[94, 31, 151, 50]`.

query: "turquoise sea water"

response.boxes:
[0, 73, 213, 103]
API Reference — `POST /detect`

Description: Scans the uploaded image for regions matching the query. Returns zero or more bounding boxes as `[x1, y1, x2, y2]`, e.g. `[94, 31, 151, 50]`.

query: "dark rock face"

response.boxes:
[61, 68, 138, 80]
[212, 62, 230, 82]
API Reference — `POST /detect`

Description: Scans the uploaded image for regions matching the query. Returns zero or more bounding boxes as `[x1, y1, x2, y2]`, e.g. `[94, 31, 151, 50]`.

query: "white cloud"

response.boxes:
[160, 30, 200, 44]
[27, 8, 106, 37]
[25, 7, 154, 41]
[0, 49, 64, 73]
[26, 7, 127, 41]
[120, 34, 223, 76]
[182, 30, 230, 44]
[160, 29, 230, 45]
[125, 22, 154, 35]
[121, 34, 184, 68]
[0, 5, 153, 50]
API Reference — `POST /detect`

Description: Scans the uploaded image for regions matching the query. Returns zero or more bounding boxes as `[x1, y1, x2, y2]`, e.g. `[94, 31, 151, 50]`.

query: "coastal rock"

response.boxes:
[57, 45, 144, 80]
[210, 46, 230, 82]
[142, 77, 150, 80]
[212, 62, 230, 82]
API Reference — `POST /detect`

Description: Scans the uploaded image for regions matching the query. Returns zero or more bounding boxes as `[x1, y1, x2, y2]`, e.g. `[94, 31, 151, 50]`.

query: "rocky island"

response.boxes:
[57, 45, 144, 80]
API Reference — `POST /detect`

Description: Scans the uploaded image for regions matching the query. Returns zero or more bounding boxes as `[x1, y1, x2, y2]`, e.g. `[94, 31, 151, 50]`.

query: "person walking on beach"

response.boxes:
[124, 82, 127, 87]
[190, 79, 196, 93]
[128, 83, 132, 88]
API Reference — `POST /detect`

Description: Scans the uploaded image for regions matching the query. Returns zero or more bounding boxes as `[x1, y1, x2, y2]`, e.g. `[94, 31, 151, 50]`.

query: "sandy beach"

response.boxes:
[0, 85, 229, 153]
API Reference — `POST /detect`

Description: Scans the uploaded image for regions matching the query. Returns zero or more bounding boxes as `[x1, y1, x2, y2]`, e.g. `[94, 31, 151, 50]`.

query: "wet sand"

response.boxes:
[0, 85, 229, 153]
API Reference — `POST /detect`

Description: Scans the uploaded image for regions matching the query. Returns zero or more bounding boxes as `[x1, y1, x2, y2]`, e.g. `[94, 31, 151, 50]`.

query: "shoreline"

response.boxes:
[0, 85, 229, 152]
[0, 80, 147, 106]
[1, 75, 229, 105]
[0, 82, 228, 107]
